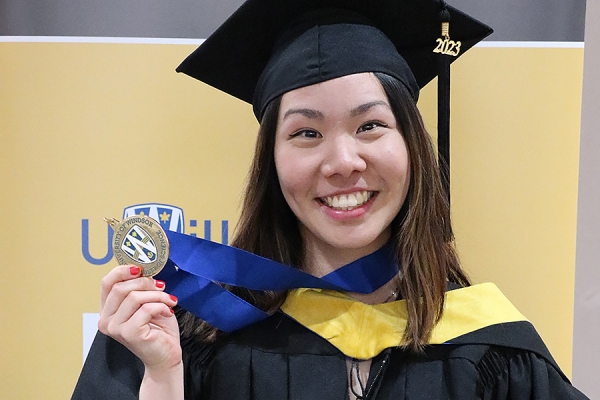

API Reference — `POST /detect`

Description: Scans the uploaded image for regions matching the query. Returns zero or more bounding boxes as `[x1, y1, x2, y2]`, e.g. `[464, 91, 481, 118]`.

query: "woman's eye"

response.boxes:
[291, 129, 321, 139]
[358, 121, 387, 133]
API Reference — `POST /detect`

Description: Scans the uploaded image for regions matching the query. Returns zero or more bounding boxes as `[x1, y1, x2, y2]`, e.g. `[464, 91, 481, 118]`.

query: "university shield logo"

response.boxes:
[121, 225, 157, 264]
[123, 203, 184, 233]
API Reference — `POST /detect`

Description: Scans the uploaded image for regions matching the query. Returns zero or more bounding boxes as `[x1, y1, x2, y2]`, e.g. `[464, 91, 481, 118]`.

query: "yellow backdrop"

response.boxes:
[0, 42, 583, 399]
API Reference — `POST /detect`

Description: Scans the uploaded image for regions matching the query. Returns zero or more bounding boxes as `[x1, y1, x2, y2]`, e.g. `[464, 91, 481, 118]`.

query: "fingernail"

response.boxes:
[155, 280, 165, 289]
[169, 294, 178, 303]
[130, 266, 141, 276]
[170, 308, 175, 314]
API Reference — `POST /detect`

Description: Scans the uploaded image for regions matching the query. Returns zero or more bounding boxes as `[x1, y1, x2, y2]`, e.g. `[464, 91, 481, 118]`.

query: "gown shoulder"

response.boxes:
[72, 314, 589, 399]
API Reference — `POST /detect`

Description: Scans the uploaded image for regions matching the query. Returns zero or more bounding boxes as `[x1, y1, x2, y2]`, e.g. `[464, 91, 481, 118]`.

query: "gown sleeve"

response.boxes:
[71, 330, 212, 400]
[71, 331, 144, 399]
[478, 347, 589, 399]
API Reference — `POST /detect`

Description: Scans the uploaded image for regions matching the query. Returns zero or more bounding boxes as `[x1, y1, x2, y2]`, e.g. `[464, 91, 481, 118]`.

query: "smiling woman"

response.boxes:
[71, 0, 588, 399]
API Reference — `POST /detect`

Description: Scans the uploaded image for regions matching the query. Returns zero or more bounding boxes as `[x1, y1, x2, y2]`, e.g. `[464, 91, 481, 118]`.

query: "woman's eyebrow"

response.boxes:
[282, 108, 324, 120]
[350, 100, 390, 117]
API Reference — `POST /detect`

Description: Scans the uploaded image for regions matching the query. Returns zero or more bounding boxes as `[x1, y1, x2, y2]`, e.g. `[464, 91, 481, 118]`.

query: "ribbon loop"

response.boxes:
[155, 231, 399, 332]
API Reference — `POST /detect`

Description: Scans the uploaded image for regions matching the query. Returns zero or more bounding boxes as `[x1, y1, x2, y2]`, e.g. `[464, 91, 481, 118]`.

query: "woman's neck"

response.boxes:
[302, 245, 376, 277]
[300, 234, 399, 305]
[300, 226, 392, 278]
[344, 277, 400, 304]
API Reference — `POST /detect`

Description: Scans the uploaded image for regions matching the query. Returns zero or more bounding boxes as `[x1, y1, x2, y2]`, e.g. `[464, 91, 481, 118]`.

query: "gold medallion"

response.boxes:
[104, 215, 170, 277]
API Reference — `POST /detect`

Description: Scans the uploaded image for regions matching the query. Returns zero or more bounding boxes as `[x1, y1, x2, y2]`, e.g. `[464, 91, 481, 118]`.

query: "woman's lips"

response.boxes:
[318, 191, 377, 220]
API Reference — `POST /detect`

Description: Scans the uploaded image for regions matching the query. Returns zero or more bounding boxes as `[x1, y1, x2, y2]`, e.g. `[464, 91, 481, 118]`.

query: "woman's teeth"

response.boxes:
[322, 191, 374, 211]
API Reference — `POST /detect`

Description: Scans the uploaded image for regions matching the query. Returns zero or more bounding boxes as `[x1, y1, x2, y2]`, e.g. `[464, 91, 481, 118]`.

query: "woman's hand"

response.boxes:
[98, 265, 181, 373]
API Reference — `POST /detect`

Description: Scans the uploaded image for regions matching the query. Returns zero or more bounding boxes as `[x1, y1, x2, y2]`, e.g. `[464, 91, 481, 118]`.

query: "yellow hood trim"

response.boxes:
[280, 282, 527, 360]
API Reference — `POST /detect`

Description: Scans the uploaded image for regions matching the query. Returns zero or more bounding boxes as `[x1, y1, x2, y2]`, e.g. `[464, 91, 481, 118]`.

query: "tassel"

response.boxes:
[437, 4, 452, 206]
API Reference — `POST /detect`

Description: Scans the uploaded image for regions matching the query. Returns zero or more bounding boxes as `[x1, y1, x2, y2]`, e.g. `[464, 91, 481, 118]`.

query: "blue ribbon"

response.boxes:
[155, 230, 398, 332]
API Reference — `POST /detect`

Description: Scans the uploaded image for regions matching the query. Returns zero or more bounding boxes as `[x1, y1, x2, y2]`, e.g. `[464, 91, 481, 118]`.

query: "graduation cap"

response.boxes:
[177, 0, 492, 202]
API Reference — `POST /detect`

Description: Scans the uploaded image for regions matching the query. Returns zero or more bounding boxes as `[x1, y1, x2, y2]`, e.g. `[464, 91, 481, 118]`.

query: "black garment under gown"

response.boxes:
[72, 310, 588, 399]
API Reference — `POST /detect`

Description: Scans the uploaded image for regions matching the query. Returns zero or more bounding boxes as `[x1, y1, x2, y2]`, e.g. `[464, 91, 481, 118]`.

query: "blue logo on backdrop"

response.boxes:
[81, 203, 229, 265]
[123, 203, 185, 233]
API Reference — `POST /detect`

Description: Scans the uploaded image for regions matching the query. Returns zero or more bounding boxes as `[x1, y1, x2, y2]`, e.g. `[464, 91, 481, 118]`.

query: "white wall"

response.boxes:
[573, 0, 600, 397]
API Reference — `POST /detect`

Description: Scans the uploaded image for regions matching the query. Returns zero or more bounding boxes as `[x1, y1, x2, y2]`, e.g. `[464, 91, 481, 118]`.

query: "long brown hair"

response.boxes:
[180, 72, 470, 351]
[376, 72, 470, 350]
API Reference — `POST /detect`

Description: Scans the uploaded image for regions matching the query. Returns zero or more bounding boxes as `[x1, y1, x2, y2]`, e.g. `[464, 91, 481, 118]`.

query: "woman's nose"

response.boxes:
[320, 136, 367, 178]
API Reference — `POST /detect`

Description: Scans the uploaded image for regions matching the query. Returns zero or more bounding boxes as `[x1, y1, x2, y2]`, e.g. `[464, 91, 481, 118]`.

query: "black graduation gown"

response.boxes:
[72, 311, 588, 399]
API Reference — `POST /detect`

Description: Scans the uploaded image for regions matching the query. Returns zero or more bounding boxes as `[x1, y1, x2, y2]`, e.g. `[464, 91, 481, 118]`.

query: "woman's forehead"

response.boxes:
[279, 72, 389, 112]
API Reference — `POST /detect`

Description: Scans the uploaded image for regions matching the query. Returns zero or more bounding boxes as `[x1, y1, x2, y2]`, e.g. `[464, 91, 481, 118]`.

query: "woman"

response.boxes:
[73, 0, 588, 399]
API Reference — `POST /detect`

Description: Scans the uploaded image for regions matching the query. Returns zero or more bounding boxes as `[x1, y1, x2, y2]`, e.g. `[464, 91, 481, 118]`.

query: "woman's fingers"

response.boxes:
[101, 275, 165, 318]
[105, 300, 181, 369]
[106, 290, 177, 333]
[122, 302, 177, 341]
[100, 264, 144, 307]
[96, 264, 182, 369]
[98, 264, 179, 337]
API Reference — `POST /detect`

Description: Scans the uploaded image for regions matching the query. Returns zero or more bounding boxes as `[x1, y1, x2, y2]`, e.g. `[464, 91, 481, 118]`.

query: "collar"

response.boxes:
[281, 282, 527, 359]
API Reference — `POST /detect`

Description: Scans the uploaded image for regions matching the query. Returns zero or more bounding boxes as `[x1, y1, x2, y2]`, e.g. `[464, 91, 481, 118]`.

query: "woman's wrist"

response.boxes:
[140, 361, 184, 400]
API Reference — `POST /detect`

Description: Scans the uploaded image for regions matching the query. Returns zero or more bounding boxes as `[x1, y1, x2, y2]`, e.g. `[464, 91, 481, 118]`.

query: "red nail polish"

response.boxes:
[130, 266, 141, 276]
[170, 308, 175, 314]
[155, 280, 165, 289]
[170, 294, 178, 303]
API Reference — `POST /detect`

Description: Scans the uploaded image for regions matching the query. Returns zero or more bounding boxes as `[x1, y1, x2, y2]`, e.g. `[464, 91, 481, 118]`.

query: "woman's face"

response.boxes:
[274, 72, 410, 261]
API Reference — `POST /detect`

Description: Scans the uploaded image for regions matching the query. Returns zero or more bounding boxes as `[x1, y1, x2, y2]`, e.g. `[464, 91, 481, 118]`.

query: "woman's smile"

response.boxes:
[319, 190, 375, 211]
[317, 190, 379, 222]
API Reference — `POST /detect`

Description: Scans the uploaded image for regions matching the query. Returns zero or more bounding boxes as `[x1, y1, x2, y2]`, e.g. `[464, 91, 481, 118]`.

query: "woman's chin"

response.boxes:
[312, 231, 391, 256]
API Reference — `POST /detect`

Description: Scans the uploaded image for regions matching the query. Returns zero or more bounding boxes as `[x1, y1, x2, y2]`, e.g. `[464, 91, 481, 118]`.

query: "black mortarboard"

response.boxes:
[177, 0, 492, 201]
